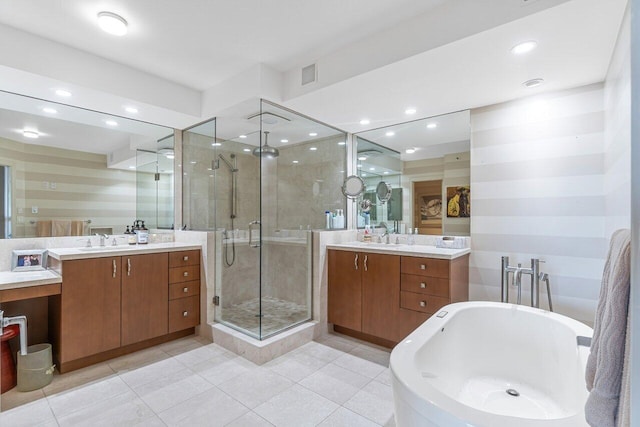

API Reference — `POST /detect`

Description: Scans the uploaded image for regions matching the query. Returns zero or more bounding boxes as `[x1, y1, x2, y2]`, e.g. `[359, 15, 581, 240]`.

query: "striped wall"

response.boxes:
[469, 83, 608, 324]
[0, 137, 137, 237]
[401, 150, 470, 235]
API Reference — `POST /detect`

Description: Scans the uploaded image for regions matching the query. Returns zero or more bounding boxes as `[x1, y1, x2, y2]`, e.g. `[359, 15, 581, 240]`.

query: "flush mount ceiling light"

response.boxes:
[105, 120, 118, 126]
[97, 11, 128, 36]
[427, 123, 437, 129]
[511, 40, 538, 55]
[386, 131, 395, 137]
[523, 78, 545, 88]
[124, 106, 138, 114]
[405, 108, 417, 115]
[309, 132, 318, 137]
[55, 89, 71, 97]
[359, 119, 370, 125]
[42, 107, 57, 114]
[280, 139, 289, 143]
[405, 148, 416, 154]
[23, 130, 39, 139]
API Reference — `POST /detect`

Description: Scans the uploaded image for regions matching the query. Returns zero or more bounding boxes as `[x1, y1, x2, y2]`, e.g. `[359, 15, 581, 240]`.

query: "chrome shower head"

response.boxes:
[252, 131, 279, 158]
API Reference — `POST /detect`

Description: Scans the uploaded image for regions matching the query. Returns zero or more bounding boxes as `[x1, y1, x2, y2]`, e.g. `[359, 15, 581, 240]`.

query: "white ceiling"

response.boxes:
[0, 0, 628, 157]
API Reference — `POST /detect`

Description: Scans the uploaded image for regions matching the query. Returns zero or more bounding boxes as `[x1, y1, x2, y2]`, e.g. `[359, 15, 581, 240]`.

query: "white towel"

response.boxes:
[585, 229, 631, 427]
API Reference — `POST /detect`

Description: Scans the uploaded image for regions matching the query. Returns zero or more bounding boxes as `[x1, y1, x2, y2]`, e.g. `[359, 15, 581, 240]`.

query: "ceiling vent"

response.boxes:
[301, 63, 317, 86]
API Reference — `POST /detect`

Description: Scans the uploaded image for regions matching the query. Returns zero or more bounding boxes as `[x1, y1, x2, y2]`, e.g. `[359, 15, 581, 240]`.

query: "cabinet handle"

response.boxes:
[112, 259, 117, 278]
[127, 258, 131, 276]
[183, 287, 188, 293]
[183, 311, 188, 317]
[420, 282, 426, 289]
[420, 301, 426, 308]
[420, 264, 426, 270]
[183, 256, 189, 261]
[183, 271, 189, 277]
[364, 255, 368, 272]
[354, 253, 358, 270]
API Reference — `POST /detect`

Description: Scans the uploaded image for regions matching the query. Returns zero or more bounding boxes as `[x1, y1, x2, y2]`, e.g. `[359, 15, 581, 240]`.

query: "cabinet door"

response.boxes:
[328, 250, 362, 331]
[362, 253, 400, 341]
[121, 253, 168, 346]
[61, 257, 121, 362]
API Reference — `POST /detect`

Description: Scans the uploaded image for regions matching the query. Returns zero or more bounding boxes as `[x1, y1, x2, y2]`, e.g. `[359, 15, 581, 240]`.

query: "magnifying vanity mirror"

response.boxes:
[0, 90, 175, 239]
[354, 110, 470, 236]
[342, 175, 366, 198]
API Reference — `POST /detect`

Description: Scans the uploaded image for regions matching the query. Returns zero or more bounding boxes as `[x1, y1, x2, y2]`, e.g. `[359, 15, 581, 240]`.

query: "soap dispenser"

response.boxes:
[128, 221, 138, 245]
[137, 221, 149, 244]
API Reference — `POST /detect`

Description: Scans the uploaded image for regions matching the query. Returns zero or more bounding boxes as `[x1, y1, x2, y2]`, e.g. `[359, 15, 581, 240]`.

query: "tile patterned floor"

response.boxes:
[220, 296, 310, 337]
[0, 333, 396, 426]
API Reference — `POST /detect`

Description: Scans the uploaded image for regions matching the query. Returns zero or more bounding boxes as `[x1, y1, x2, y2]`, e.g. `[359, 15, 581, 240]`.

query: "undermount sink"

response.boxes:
[346, 241, 408, 249]
[78, 246, 129, 251]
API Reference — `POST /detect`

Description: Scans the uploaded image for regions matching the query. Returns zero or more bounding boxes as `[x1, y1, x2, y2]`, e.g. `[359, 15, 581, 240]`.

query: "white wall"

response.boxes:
[469, 83, 607, 324]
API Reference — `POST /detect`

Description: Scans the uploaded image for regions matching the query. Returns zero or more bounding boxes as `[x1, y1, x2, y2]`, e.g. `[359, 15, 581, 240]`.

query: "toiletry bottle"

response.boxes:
[325, 211, 332, 229]
[137, 221, 149, 244]
[363, 225, 371, 242]
[407, 228, 414, 246]
[128, 221, 137, 245]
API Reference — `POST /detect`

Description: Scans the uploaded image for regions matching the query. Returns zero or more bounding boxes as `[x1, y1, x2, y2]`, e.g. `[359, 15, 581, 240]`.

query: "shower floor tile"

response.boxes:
[220, 296, 310, 337]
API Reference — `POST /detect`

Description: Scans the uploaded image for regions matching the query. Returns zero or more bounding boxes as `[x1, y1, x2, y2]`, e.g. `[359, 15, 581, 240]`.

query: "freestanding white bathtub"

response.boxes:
[390, 302, 593, 427]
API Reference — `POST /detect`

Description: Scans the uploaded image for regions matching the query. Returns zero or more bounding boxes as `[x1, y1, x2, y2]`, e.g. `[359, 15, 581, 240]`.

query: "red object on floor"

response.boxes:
[1, 325, 19, 393]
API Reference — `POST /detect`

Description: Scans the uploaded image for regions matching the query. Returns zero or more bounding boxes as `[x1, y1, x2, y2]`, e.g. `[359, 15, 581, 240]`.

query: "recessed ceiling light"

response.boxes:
[337, 141, 346, 145]
[511, 40, 538, 55]
[405, 108, 417, 115]
[384, 171, 389, 175]
[427, 123, 437, 129]
[23, 130, 39, 139]
[359, 119, 370, 125]
[105, 120, 118, 126]
[309, 147, 318, 151]
[166, 154, 175, 159]
[128, 165, 136, 169]
[357, 164, 363, 168]
[125, 106, 138, 114]
[405, 148, 416, 154]
[386, 131, 395, 137]
[358, 157, 367, 162]
[292, 160, 299, 164]
[280, 139, 289, 143]
[523, 78, 545, 88]
[211, 142, 222, 146]
[97, 11, 128, 36]
[239, 135, 247, 139]
[55, 89, 71, 97]
[190, 161, 197, 164]
[42, 107, 57, 114]
[309, 132, 318, 137]
[362, 173, 367, 177]
[243, 148, 251, 152]
[207, 168, 212, 171]
[369, 167, 375, 171]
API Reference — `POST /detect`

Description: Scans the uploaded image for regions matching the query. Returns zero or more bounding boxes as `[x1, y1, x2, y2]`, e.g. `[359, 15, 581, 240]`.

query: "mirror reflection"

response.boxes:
[0, 91, 174, 239]
[354, 110, 470, 236]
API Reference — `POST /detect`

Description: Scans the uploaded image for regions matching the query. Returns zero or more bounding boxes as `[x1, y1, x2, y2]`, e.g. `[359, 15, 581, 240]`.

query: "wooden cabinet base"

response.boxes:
[333, 325, 397, 349]
[57, 328, 194, 374]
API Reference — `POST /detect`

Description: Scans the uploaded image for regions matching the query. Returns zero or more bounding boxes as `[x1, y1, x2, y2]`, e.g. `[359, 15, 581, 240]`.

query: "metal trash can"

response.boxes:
[16, 343, 55, 392]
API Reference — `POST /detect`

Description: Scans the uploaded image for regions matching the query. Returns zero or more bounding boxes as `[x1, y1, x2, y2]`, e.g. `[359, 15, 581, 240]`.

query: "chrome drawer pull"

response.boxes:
[182, 311, 188, 317]
[420, 264, 426, 270]
[183, 256, 189, 261]
[420, 282, 426, 289]
[183, 287, 188, 293]
[420, 301, 426, 308]
[183, 271, 189, 277]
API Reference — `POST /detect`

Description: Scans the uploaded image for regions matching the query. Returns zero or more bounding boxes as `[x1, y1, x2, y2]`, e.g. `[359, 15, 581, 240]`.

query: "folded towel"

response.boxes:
[70, 220, 84, 236]
[36, 220, 52, 237]
[52, 219, 71, 236]
[585, 229, 631, 427]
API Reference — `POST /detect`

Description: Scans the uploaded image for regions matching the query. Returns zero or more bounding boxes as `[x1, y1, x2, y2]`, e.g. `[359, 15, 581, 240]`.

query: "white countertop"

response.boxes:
[0, 269, 62, 290]
[48, 242, 202, 261]
[326, 241, 470, 260]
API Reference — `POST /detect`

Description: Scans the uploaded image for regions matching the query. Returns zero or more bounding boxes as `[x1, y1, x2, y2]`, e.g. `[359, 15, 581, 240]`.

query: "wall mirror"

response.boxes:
[354, 109, 470, 235]
[0, 90, 175, 239]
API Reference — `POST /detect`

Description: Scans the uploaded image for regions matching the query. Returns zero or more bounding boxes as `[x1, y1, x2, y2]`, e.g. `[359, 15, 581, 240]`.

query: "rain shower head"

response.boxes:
[253, 131, 279, 158]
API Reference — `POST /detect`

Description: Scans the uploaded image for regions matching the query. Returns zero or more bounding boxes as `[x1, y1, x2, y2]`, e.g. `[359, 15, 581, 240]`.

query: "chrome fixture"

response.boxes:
[96, 233, 109, 247]
[214, 153, 239, 266]
[252, 131, 279, 158]
[0, 310, 28, 356]
[501, 256, 553, 311]
[248, 220, 261, 248]
[379, 222, 390, 244]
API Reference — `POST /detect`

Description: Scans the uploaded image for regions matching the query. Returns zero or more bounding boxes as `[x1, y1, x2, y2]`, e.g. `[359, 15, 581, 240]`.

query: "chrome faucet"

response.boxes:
[379, 222, 390, 244]
[96, 233, 109, 247]
[501, 256, 552, 311]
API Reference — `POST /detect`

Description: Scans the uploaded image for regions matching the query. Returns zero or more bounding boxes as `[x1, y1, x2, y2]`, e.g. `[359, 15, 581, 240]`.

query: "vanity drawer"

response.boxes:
[400, 291, 449, 314]
[169, 280, 200, 300]
[401, 256, 449, 278]
[169, 250, 200, 268]
[169, 295, 200, 333]
[401, 274, 449, 297]
[169, 265, 200, 284]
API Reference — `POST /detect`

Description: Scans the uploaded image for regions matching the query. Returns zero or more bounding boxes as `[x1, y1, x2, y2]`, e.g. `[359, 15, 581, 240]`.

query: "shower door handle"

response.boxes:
[249, 220, 261, 248]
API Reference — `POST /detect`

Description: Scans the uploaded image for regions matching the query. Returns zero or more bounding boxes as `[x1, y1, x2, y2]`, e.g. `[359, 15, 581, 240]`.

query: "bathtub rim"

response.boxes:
[390, 301, 593, 427]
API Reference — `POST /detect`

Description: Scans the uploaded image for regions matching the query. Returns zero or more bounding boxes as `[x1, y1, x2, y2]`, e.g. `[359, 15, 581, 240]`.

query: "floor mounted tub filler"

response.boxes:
[390, 302, 593, 427]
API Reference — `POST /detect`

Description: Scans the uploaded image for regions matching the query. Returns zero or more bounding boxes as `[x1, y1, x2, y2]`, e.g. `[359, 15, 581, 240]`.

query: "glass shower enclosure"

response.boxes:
[183, 99, 347, 339]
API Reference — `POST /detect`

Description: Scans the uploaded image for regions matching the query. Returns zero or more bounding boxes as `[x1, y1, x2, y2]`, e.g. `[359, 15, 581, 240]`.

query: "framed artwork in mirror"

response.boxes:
[413, 180, 442, 235]
[446, 186, 471, 217]
[11, 249, 48, 271]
